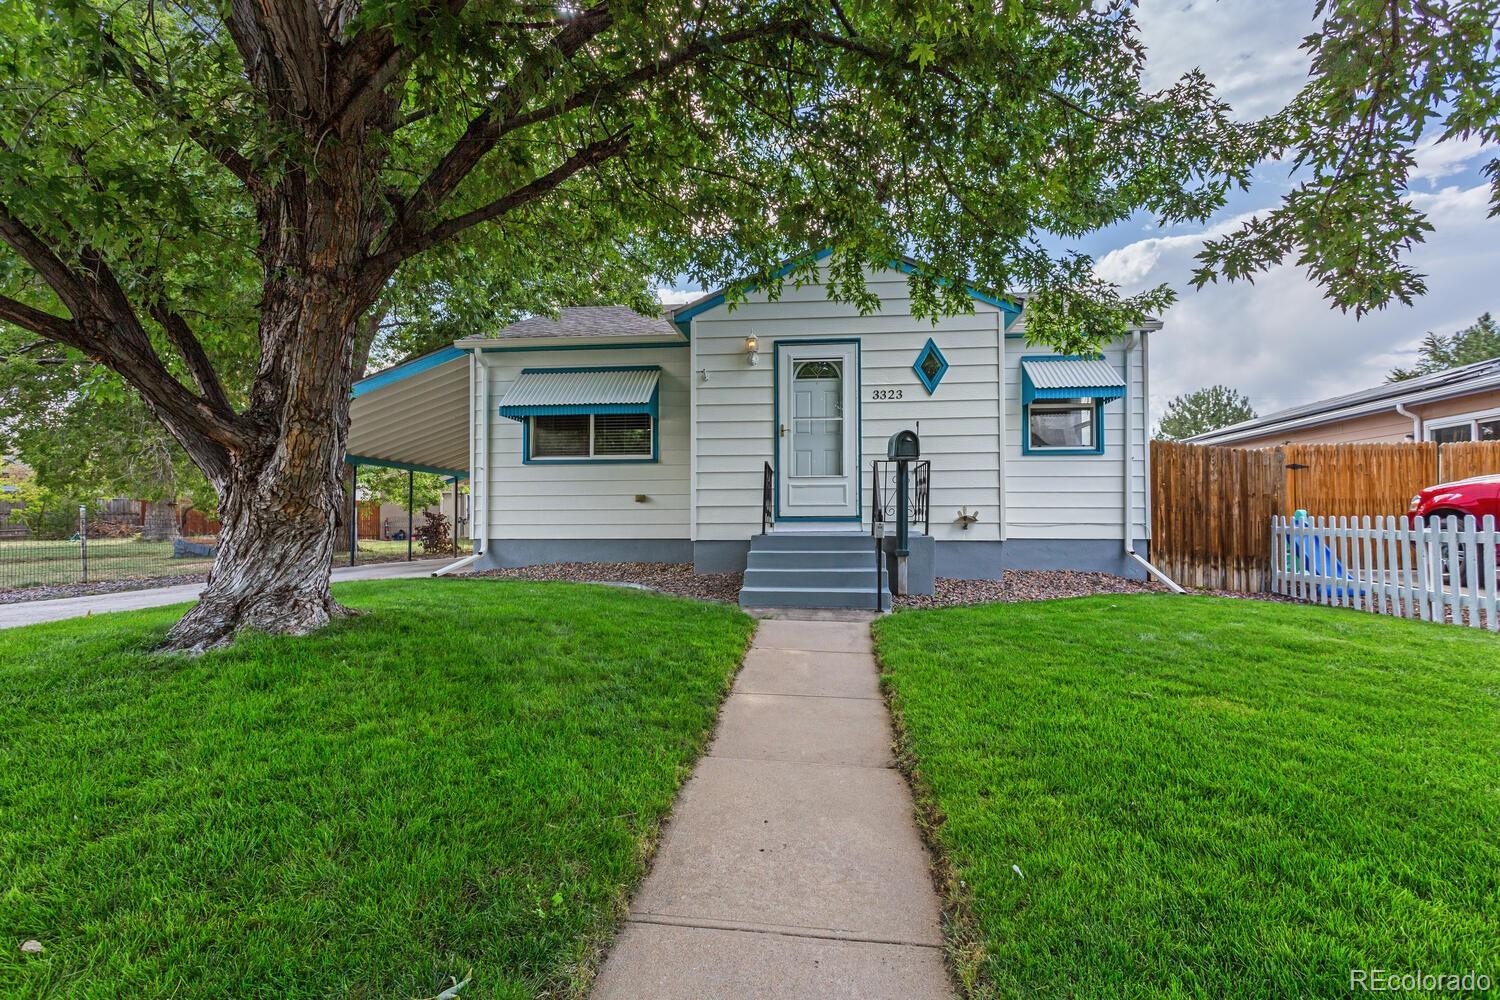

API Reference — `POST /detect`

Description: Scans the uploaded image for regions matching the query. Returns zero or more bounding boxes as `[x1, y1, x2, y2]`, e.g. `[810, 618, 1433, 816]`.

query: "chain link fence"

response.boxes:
[0, 505, 219, 595]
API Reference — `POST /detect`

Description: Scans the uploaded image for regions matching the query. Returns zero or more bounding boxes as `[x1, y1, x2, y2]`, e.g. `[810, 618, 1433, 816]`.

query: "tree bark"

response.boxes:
[162, 153, 376, 651]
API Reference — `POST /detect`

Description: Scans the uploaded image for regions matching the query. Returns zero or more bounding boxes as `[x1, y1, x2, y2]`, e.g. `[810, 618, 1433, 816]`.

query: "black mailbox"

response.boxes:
[887, 430, 920, 460]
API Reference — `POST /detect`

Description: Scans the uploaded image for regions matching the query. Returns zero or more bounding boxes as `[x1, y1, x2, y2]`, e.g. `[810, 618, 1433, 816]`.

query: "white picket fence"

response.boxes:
[1270, 514, 1500, 630]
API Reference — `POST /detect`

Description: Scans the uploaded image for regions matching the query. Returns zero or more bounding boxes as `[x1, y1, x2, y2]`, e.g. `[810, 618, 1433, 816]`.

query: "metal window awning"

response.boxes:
[498, 366, 660, 421]
[1021, 357, 1126, 404]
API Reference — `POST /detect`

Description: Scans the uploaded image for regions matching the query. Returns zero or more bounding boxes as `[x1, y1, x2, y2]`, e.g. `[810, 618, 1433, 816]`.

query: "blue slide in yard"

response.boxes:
[1287, 511, 1365, 601]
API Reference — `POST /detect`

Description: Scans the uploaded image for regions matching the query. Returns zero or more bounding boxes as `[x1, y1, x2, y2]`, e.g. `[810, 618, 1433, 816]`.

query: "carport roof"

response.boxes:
[348, 347, 470, 478]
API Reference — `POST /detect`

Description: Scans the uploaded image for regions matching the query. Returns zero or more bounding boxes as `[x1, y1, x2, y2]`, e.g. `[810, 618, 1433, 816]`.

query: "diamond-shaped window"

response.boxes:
[912, 338, 948, 394]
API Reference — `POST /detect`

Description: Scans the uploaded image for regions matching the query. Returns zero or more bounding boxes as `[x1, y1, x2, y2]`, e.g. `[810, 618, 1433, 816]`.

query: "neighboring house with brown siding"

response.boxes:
[1190, 357, 1500, 448]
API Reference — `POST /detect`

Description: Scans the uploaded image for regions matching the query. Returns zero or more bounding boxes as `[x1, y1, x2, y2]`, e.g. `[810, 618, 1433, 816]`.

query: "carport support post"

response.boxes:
[349, 463, 358, 567]
[406, 471, 413, 562]
[452, 478, 459, 556]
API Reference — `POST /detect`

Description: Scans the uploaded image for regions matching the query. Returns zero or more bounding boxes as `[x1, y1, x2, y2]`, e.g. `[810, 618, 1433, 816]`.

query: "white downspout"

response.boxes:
[472, 350, 491, 559]
[1121, 331, 1184, 593]
[1395, 401, 1422, 441]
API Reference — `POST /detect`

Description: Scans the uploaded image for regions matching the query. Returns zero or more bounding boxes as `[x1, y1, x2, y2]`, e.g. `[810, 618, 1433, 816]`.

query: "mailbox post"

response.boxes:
[886, 430, 920, 596]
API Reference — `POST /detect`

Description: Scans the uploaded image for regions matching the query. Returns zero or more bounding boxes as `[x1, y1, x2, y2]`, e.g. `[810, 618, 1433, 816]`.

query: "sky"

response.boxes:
[656, 0, 1500, 424]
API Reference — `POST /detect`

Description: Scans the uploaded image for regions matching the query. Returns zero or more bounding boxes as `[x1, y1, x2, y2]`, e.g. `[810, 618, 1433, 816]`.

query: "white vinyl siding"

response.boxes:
[1004, 337, 1148, 540]
[478, 347, 689, 539]
[691, 267, 1007, 542]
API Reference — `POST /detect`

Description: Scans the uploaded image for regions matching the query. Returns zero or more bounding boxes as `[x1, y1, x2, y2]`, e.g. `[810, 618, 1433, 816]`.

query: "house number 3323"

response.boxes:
[871, 388, 904, 400]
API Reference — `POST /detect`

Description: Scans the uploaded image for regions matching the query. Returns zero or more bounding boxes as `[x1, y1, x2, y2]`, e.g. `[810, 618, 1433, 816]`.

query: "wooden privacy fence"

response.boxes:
[1440, 440, 1500, 482]
[1282, 442, 1437, 518]
[1150, 440, 1500, 591]
[1270, 514, 1500, 630]
[1149, 442, 1285, 592]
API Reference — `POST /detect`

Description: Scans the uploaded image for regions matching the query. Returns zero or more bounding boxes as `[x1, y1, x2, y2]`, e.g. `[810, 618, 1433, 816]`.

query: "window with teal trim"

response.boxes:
[912, 338, 948, 393]
[1023, 398, 1106, 455]
[528, 413, 654, 461]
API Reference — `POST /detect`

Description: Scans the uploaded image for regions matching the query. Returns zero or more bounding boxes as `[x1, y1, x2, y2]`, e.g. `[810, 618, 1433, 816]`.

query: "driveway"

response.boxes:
[0, 558, 461, 629]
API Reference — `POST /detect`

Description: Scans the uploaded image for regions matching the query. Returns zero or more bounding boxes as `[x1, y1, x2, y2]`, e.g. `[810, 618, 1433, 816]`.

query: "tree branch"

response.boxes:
[327, 0, 471, 137]
[380, 2, 614, 243]
[147, 300, 237, 418]
[369, 130, 630, 271]
[97, 27, 266, 194]
[0, 199, 247, 464]
[0, 294, 72, 340]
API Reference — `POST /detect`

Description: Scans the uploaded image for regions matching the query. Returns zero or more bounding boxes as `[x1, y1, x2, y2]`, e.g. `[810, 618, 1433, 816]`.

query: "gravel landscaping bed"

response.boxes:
[470, 563, 1188, 608]
[472, 562, 744, 603]
[0, 573, 211, 605]
[894, 569, 1170, 609]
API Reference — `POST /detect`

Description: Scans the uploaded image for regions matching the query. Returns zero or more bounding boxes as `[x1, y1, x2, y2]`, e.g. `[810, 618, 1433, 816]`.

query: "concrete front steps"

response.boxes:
[738, 532, 891, 611]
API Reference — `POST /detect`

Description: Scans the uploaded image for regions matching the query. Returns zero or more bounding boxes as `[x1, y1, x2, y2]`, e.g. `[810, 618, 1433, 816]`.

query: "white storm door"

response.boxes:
[777, 342, 859, 519]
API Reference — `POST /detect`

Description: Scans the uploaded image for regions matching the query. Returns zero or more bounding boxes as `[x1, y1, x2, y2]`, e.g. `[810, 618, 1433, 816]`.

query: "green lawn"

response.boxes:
[875, 596, 1499, 999]
[0, 579, 753, 999]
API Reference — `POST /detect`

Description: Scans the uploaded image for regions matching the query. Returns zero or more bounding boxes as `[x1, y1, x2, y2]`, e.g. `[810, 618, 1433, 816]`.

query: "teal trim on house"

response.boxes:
[670, 249, 1021, 336]
[1019, 354, 1118, 457]
[498, 366, 661, 421]
[346, 454, 469, 478]
[1019, 355, 1127, 405]
[1019, 398, 1107, 456]
[479, 340, 686, 354]
[912, 338, 949, 394]
[771, 338, 862, 522]
[504, 365, 662, 464]
[352, 346, 467, 398]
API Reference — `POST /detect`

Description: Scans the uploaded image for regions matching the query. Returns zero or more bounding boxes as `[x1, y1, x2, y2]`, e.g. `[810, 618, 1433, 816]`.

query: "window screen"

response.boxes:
[593, 414, 652, 456]
[531, 415, 590, 457]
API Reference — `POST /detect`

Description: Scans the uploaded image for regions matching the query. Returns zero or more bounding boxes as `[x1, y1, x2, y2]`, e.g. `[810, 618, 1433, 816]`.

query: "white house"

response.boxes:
[347, 259, 1162, 608]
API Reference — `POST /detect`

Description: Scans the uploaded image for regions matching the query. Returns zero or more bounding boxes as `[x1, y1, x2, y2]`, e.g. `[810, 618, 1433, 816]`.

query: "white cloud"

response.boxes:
[1410, 134, 1491, 186]
[1135, 0, 1314, 119]
[1104, 184, 1500, 418]
[653, 285, 698, 306]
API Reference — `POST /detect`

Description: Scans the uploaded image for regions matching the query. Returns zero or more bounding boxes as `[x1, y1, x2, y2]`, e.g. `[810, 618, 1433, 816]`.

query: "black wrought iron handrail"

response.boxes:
[870, 460, 931, 535]
[761, 461, 774, 535]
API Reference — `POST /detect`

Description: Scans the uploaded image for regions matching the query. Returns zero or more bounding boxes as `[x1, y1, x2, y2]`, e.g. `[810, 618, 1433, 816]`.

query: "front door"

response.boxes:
[777, 342, 859, 519]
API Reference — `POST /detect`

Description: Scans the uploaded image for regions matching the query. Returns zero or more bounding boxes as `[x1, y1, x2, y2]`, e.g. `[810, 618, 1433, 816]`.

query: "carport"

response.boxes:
[346, 346, 474, 567]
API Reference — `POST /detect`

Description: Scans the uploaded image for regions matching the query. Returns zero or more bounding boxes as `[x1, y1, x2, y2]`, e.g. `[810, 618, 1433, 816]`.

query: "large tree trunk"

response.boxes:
[164, 455, 351, 652]
[161, 155, 378, 652]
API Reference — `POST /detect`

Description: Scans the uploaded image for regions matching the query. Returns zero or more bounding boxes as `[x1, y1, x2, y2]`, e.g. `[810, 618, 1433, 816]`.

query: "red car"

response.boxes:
[1407, 474, 1500, 582]
[1407, 474, 1500, 527]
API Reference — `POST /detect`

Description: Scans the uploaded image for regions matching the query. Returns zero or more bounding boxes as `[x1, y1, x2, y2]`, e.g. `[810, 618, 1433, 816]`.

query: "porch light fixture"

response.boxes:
[745, 334, 759, 366]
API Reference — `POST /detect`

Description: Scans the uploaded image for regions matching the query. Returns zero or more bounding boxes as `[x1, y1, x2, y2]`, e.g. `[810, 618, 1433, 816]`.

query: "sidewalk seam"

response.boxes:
[624, 914, 944, 950]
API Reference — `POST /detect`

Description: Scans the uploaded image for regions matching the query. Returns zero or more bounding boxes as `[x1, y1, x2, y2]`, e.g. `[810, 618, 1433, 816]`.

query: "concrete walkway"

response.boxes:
[0, 558, 459, 629]
[592, 617, 951, 1000]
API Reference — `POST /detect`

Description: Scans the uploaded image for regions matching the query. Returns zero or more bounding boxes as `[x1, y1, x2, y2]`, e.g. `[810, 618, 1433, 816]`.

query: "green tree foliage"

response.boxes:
[356, 465, 449, 513]
[1155, 385, 1257, 441]
[1388, 313, 1500, 381]
[1193, 2, 1498, 315]
[0, 0, 1479, 643]
[0, 332, 217, 513]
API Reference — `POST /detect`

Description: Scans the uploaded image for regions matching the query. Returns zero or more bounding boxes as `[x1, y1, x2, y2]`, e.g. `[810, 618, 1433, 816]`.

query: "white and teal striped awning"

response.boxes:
[1021, 357, 1126, 404]
[498, 366, 660, 421]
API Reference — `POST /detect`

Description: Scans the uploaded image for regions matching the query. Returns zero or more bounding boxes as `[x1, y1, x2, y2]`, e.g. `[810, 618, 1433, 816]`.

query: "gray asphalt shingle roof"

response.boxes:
[471, 306, 680, 342]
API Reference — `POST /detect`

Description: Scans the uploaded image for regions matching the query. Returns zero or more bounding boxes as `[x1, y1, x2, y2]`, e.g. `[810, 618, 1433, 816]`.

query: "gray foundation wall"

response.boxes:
[935, 539, 1152, 581]
[480, 535, 1150, 585]
[476, 538, 692, 571]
